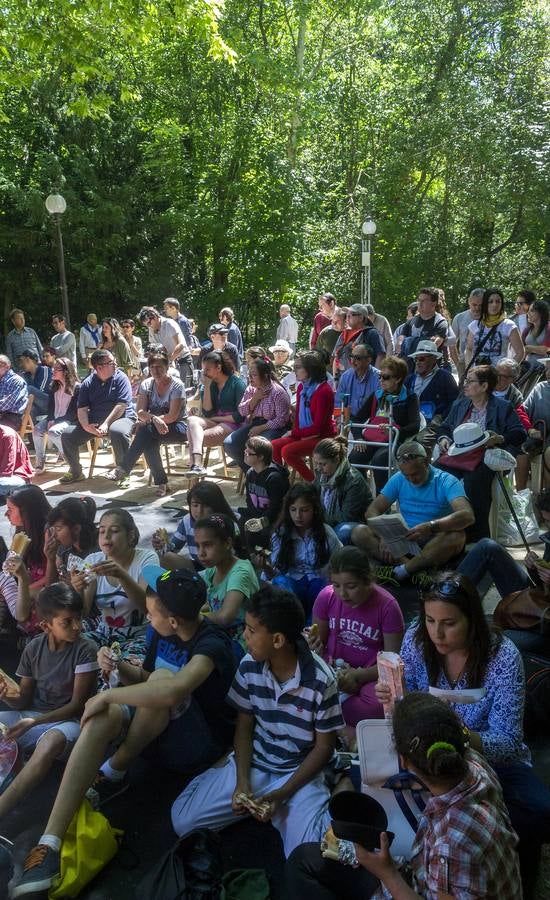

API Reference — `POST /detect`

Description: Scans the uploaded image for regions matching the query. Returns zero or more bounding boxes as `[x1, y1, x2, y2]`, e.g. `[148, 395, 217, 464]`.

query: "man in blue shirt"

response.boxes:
[0, 355, 29, 429]
[59, 350, 136, 484]
[352, 441, 474, 580]
[5, 309, 43, 370]
[336, 343, 380, 418]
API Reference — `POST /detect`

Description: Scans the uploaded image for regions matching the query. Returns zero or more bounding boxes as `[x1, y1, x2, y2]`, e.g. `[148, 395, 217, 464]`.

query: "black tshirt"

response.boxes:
[143, 619, 237, 748]
[403, 313, 448, 342]
[245, 464, 290, 523]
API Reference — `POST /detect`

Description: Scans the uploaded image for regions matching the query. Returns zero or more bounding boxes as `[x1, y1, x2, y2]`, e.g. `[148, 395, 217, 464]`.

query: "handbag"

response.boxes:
[49, 799, 123, 898]
[356, 719, 430, 859]
[437, 445, 484, 472]
[361, 395, 399, 444]
[493, 587, 550, 633]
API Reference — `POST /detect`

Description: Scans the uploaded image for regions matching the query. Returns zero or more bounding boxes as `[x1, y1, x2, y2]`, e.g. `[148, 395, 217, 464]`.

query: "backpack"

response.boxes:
[524, 666, 550, 737]
[136, 829, 224, 900]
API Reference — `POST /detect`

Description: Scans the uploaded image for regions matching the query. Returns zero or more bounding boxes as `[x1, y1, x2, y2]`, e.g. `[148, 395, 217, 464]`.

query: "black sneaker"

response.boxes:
[86, 771, 130, 807]
[11, 844, 60, 897]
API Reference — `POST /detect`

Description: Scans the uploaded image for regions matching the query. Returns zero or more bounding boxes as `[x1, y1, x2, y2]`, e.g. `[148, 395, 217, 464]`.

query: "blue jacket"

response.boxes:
[437, 394, 526, 453]
[404, 367, 459, 422]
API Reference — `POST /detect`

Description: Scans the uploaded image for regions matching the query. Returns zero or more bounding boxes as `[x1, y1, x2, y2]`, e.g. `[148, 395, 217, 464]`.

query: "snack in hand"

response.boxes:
[0, 669, 20, 698]
[377, 651, 405, 718]
[109, 642, 122, 660]
[156, 527, 169, 545]
[245, 518, 264, 533]
[320, 827, 359, 866]
[309, 623, 319, 638]
[10, 532, 31, 556]
[234, 792, 271, 818]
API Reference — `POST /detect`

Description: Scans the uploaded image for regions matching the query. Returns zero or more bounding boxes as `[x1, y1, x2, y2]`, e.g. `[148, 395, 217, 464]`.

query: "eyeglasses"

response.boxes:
[397, 453, 423, 463]
[380, 374, 394, 381]
[463, 378, 479, 385]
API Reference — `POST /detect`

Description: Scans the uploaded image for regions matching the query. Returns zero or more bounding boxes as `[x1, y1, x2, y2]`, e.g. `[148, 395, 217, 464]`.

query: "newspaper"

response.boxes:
[368, 513, 420, 558]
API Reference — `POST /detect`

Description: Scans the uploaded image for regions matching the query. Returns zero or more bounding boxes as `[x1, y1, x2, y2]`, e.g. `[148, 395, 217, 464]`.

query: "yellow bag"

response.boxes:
[49, 799, 123, 898]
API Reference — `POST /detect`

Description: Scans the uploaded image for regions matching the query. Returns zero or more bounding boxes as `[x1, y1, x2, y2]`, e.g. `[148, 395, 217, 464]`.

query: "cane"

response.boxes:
[484, 449, 538, 585]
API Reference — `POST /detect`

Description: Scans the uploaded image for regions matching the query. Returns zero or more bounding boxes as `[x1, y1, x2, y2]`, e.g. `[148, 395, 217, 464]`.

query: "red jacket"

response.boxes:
[0, 425, 33, 480]
[292, 381, 336, 439]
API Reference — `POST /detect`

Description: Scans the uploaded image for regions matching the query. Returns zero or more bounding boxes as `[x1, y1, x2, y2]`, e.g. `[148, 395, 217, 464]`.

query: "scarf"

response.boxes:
[83, 323, 101, 346]
[319, 458, 350, 518]
[375, 384, 407, 408]
[298, 380, 319, 428]
[481, 313, 505, 328]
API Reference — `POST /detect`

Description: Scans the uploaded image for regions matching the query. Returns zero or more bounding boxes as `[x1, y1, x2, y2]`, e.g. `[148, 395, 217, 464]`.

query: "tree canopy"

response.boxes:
[1, 0, 548, 341]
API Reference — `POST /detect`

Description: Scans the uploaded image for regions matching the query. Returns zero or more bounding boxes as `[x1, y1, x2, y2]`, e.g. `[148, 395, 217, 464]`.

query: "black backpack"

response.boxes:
[136, 829, 223, 900]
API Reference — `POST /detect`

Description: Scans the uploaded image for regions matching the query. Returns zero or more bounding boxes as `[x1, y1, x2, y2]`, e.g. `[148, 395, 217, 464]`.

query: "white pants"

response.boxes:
[171, 753, 331, 857]
[32, 419, 72, 466]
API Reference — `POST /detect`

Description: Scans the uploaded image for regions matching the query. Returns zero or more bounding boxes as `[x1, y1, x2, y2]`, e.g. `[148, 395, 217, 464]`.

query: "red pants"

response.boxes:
[271, 435, 319, 482]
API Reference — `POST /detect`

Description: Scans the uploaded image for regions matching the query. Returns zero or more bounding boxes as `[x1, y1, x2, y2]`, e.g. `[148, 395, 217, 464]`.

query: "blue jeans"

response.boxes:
[333, 522, 361, 545]
[120, 421, 187, 484]
[223, 422, 289, 471]
[27, 384, 49, 419]
[272, 574, 328, 623]
[457, 538, 529, 597]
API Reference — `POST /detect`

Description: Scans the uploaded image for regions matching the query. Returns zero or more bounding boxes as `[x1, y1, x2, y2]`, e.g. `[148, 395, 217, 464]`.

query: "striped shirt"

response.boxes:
[227, 639, 344, 774]
[0, 369, 28, 416]
[238, 381, 291, 430]
[169, 513, 198, 560]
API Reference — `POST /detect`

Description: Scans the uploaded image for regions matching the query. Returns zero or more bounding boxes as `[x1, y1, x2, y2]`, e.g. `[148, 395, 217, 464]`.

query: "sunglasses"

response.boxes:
[429, 579, 464, 599]
[380, 374, 394, 381]
[351, 354, 368, 361]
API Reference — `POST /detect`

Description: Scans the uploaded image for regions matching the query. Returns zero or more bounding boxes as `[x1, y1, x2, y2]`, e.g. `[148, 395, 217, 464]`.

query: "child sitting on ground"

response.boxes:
[0, 583, 98, 823]
[11, 567, 237, 898]
[152, 481, 238, 572]
[170, 584, 345, 858]
[238, 436, 289, 550]
[310, 547, 404, 733]
[195, 514, 259, 658]
[266, 483, 342, 620]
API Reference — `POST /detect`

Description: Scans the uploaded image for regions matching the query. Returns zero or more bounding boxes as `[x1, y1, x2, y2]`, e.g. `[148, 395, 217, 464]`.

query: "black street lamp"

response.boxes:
[45, 193, 71, 329]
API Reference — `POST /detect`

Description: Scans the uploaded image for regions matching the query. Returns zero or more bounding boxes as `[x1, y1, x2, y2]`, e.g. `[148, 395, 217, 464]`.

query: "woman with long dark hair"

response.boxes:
[3, 485, 52, 636]
[466, 288, 524, 367]
[186, 351, 246, 476]
[271, 350, 336, 482]
[267, 483, 341, 619]
[45, 496, 98, 584]
[32, 357, 81, 473]
[99, 318, 133, 370]
[374, 571, 550, 898]
[522, 298, 550, 367]
[224, 356, 291, 470]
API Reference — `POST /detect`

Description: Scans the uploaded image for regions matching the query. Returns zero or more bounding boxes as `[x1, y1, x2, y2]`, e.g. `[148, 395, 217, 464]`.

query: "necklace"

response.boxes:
[445, 658, 468, 688]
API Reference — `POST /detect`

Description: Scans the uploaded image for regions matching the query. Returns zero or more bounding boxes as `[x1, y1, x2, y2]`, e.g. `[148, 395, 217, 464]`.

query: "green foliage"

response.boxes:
[0, 0, 548, 342]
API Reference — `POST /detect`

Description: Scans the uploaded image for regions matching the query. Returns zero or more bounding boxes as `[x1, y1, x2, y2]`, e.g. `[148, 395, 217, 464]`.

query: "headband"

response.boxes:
[426, 741, 456, 759]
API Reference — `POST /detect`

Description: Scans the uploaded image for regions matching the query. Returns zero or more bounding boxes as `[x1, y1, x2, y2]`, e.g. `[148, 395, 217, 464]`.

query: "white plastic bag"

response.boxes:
[494, 476, 539, 546]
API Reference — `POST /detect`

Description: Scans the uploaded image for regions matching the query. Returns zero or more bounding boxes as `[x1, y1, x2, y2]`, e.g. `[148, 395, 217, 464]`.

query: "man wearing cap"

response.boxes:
[404, 340, 458, 443]
[352, 441, 474, 581]
[335, 344, 380, 419]
[333, 305, 385, 377]
[12, 567, 237, 896]
[59, 349, 136, 484]
[205, 323, 240, 372]
[276, 304, 299, 352]
[138, 306, 193, 385]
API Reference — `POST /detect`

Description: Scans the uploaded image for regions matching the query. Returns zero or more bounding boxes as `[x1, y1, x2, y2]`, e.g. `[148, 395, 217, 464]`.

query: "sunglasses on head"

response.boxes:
[397, 452, 423, 463]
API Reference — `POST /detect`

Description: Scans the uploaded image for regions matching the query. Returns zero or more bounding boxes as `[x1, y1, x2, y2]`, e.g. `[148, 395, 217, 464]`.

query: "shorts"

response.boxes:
[0, 710, 81, 761]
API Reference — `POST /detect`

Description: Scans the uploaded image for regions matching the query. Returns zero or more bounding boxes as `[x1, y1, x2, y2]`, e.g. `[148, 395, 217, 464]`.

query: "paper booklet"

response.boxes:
[429, 686, 486, 705]
[368, 512, 420, 558]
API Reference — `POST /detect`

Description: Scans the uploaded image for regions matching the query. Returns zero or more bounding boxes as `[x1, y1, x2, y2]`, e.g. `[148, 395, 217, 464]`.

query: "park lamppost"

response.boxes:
[361, 217, 377, 306]
[45, 193, 71, 329]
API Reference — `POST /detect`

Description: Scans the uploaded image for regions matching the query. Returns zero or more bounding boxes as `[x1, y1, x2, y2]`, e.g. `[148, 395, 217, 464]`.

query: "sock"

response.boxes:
[38, 834, 62, 853]
[99, 758, 126, 781]
[393, 564, 409, 581]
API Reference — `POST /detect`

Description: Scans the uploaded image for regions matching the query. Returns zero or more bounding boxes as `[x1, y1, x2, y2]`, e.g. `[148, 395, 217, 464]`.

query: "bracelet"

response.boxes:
[429, 520, 440, 534]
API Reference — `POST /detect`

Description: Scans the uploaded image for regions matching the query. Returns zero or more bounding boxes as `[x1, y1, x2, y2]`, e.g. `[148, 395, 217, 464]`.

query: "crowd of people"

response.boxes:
[0, 285, 549, 898]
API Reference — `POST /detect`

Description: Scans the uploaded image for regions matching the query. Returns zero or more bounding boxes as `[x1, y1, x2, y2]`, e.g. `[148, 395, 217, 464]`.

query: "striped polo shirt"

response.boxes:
[227, 638, 344, 774]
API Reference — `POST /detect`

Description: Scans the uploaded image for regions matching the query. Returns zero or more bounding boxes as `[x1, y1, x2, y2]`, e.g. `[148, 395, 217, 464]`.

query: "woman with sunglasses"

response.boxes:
[271, 350, 336, 482]
[120, 319, 144, 372]
[31, 358, 81, 473]
[375, 572, 550, 899]
[348, 355, 420, 492]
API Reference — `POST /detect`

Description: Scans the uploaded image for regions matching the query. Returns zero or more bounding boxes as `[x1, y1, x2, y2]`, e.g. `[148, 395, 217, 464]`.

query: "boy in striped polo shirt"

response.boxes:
[171, 584, 345, 856]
